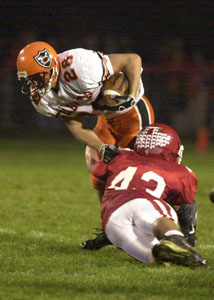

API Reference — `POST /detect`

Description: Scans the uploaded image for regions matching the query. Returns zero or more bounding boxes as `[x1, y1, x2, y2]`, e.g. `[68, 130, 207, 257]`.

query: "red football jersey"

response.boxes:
[92, 150, 197, 230]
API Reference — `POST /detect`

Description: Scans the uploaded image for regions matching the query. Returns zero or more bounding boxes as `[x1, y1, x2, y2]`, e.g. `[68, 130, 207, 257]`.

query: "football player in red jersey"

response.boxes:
[83, 124, 206, 266]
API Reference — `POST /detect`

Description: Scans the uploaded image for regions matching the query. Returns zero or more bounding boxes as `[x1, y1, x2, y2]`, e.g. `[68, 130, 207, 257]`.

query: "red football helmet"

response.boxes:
[17, 41, 59, 103]
[134, 124, 184, 164]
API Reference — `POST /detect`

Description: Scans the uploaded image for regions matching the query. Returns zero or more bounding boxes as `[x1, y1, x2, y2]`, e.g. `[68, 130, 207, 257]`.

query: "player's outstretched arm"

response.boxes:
[65, 117, 118, 163]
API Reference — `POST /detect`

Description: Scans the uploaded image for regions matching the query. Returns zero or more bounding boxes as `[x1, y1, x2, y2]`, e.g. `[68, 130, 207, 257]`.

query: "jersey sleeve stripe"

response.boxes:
[141, 95, 155, 125]
[97, 51, 111, 83]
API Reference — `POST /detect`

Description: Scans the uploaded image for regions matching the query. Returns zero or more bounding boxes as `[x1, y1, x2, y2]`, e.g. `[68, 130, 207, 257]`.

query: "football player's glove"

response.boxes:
[105, 95, 136, 111]
[99, 144, 119, 163]
[177, 200, 198, 247]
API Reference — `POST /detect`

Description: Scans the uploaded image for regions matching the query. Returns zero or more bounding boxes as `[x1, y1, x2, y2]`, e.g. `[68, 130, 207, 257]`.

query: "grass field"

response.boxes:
[0, 135, 213, 300]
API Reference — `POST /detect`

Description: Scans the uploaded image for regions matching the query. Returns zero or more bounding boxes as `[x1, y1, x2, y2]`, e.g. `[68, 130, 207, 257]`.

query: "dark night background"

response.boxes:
[0, 0, 214, 145]
[2, 1, 214, 59]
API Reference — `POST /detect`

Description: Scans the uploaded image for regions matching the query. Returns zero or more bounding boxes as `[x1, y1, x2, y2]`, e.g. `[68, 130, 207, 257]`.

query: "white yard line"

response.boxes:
[0, 228, 16, 234]
[198, 244, 214, 249]
[0, 228, 71, 242]
[0, 227, 213, 249]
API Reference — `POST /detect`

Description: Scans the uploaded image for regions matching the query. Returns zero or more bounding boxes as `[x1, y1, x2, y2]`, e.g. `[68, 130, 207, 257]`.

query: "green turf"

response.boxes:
[0, 136, 213, 300]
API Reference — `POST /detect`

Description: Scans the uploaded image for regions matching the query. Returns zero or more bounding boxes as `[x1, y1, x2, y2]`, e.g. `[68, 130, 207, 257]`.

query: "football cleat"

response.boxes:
[152, 235, 207, 267]
[81, 230, 112, 250]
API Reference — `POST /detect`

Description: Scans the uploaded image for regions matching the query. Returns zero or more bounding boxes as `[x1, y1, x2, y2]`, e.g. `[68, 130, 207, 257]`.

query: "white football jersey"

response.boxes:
[32, 48, 144, 118]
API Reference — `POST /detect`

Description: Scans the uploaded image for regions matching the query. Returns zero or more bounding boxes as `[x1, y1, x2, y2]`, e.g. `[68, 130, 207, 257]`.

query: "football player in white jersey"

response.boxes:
[16, 41, 154, 165]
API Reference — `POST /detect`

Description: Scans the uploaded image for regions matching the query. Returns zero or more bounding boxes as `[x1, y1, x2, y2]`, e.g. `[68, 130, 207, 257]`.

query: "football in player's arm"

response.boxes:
[85, 124, 207, 267]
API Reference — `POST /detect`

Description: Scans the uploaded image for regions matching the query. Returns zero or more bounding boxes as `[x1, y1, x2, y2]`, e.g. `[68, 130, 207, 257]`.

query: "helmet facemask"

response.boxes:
[18, 71, 53, 104]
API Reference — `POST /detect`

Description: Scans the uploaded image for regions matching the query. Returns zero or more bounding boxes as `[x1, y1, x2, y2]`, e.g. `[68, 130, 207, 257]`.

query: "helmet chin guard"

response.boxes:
[18, 70, 55, 103]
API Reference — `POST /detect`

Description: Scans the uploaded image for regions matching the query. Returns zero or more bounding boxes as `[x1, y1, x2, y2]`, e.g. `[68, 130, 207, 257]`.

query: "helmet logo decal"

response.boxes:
[137, 127, 171, 149]
[34, 49, 52, 68]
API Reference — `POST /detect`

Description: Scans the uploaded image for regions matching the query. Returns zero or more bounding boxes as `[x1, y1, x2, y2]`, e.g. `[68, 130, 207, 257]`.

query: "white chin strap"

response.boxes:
[40, 60, 58, 96]
[50, 57, 59, 88]
[36, 57, 59, 97]
[177, 145, 184, 164]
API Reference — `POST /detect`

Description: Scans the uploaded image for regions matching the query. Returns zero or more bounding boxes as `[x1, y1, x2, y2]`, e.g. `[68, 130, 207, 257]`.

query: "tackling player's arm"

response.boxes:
[90, 160, 108, 203]
[90, 173, 106, 203]
[171, 166, 198, 247]
[108, 53, 142, 99]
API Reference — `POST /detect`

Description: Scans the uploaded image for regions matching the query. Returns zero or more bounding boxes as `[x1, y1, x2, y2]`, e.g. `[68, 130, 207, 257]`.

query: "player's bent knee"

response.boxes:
[152, 217, 179, 240]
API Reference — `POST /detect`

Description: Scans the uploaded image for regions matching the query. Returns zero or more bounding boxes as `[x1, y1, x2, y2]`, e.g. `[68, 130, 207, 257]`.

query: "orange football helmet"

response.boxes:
[17, 41, 59, 103]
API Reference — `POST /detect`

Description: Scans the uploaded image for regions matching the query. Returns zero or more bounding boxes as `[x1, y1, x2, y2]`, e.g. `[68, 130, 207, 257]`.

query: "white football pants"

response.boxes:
[105, 198, 178, 264]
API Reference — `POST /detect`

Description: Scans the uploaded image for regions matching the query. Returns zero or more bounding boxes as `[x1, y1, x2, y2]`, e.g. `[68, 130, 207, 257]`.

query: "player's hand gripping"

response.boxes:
[99, 144, 119, 163]
[105, 95, 136, 111]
